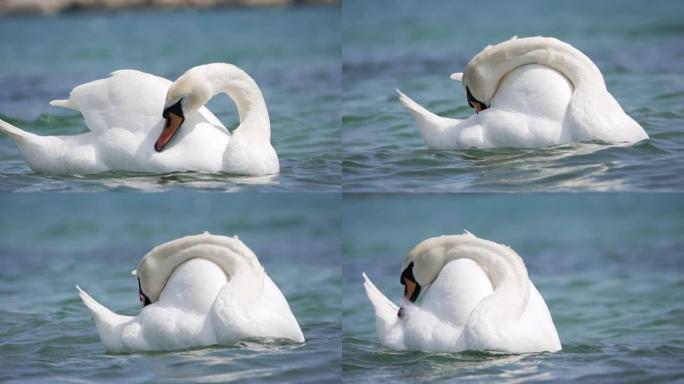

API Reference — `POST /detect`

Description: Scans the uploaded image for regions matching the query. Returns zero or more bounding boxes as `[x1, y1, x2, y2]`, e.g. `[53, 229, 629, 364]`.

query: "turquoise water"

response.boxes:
[0, 194, 341, 383]
[0, 7, 340, 191]
[343, 0, 684, 191]
[343, 194, 684, 383]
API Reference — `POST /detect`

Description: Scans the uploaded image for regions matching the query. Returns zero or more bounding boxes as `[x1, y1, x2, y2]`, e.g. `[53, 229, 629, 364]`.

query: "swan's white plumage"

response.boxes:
[363, 232, 561, 354]
[399, 36, 648, 149]
[0, 64, 278, 176]
[78, 233, 304, 353]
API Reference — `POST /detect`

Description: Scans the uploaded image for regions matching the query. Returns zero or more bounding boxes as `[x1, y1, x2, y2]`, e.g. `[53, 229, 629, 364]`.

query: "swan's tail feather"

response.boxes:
[76, 285, 134, 353]
[0, 118, 33, 140]
[396, 89, 452, 131]
[76, 285, 131, 326]
[362, 272, 399, 317]
[49, 99, 79, 111]
[363, 273, 402, 347]
[397, 89, 433, 119]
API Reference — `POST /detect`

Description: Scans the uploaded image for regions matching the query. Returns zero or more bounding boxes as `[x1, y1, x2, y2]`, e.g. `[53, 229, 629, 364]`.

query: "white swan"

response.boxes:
[398, 36, 648, 149]
[77, 233, 304, 353]
[0, 63, 278, 176]
[363, 232, 561, 353]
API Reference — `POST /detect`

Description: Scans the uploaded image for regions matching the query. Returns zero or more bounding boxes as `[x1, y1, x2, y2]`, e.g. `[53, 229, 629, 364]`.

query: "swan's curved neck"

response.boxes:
[139, 234, 264, 302]
[464, 36, 605, 104]
[439, 236, 530, 319]
[204, 64, 270, 138]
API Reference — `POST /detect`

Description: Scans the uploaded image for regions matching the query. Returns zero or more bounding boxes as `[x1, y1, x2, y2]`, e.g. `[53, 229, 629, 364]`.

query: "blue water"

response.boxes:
[343, 194, 684, 383]
[0, 6, 340, 191]
[342, 0, 684, 191]
[0, 193, 340, 383]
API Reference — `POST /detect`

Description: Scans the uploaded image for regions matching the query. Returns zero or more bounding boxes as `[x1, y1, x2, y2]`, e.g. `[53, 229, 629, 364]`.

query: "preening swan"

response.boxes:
[0, 63, 278, 176]
[398, 36, 648, 149]
[363, 232, 561, 353]
[77, 233, 304, 353]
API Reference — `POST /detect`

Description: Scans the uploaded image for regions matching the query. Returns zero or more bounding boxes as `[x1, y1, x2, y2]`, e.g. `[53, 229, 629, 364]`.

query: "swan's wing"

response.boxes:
[210, 273, 304, 344]
[197, 107, 228, 132]
[419, 259, 492, 327]
[50, 70, 171, 134]
[517, 282, 562, 352]
[52, 70, 229, 135]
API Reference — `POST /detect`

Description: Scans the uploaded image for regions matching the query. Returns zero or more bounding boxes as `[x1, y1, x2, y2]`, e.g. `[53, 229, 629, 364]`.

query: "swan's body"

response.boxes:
[398, 36, 648, 149]
[363, 232, 561, 353]
[0, 63, 278, 175]
[77, 233, 303, 353]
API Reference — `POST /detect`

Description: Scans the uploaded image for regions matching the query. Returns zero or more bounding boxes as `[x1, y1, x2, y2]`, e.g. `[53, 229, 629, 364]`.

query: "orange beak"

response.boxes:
[155, 111, 184, 152]
[472, 101, 484, 113]
[403, 277, 419, 302]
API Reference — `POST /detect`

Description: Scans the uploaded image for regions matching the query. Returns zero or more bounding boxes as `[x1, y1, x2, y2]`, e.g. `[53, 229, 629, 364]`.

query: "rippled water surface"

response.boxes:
[342, 0, 684, 191]
[0, 194, 341, 383]
[0, 7, 340, 191]
[343, 194, 684, 383]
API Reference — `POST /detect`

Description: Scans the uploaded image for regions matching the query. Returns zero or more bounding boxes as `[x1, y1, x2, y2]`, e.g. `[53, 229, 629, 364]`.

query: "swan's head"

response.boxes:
[137, 277, 152, 307]
[398, 237, 450, 317]
[450, 72, 489, 113]
[155, 68, 212, 152]
[466, 86, 489, 113]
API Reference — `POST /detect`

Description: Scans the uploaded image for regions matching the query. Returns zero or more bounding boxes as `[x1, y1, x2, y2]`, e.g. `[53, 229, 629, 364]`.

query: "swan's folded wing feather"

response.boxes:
[210, 273, 304, 344]
[63, 70, 171, 134]
[197, 107, 229, 133]
[55, 70, 229, 136]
